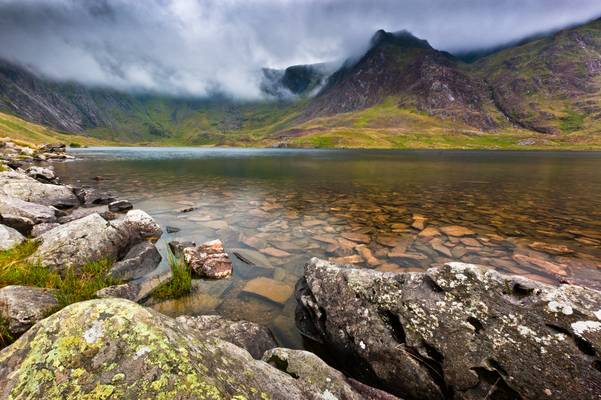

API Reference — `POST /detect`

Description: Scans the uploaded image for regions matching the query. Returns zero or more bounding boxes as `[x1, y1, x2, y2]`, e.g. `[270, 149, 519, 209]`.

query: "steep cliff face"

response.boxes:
[0, 60, 117, 132]
[476, 18, 601, 134]
[304, 30, 502, 131]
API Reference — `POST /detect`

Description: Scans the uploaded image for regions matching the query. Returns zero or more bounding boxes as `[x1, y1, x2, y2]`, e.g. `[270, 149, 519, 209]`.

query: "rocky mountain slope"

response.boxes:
[0, 18, 601, 148]
[476, 17, 601, 134]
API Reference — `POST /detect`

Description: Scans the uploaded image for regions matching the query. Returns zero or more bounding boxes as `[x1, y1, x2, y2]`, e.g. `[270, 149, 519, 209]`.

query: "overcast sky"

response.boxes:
[1, 0, 600, 98]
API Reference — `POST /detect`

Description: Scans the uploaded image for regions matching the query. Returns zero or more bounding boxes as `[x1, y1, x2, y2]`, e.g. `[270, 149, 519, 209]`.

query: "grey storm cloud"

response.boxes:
[1, 0, 601, 98]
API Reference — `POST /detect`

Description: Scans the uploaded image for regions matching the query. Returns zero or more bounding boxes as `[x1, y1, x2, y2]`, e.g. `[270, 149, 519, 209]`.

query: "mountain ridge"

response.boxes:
[1, 19, 601, 148]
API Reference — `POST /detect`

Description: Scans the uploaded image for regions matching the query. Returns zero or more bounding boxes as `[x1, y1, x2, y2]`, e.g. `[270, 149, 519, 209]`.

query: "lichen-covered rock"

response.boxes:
[0, 286, 58, 336]
[109, 242, 162, 281]
[0, 171, 78, 208]
[296, 258, 601, 400]
[0, 195, 60, 234]
[176, 315, 277, 359]
[263, 348, 400, 400]
[183, 239, 233, 279]
[0, 298, 387, 399]
[0, 224, 25, 251]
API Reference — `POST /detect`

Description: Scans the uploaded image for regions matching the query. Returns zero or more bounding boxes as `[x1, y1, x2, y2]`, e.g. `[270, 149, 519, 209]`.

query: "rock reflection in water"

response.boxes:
[55, 148, 601, 348]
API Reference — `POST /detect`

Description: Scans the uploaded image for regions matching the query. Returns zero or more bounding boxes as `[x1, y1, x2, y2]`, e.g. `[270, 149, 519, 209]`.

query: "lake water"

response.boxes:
[54, 147, 601, 348]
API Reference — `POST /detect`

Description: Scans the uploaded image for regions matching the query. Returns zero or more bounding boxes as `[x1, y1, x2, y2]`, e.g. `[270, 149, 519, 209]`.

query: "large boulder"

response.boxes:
[176, 315, 277, 359]
[57, 205, 115, 224]
[0, 195, 59, 235]
[30, 210, 162, 272]
[0, 224, 25, 251]
[0, 171, 78, 208]
[296, 258, 601, 400]
[0, 298, 390, 399]
[24, 166, 58, 184]
[0, 286, 58, 336]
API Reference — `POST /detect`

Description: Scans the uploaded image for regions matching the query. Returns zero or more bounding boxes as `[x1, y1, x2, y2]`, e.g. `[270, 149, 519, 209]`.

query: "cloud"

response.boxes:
[1, 0, 600, 98]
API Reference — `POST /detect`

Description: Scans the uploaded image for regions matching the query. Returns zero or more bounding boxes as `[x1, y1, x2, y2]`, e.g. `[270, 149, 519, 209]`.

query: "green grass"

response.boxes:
[0, 241, 119, 347]
[151, 251, 192, 300]
[560, 110, 585, 133]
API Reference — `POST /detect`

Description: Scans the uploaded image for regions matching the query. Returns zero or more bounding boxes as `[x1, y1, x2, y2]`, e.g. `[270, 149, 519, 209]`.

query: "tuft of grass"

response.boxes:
[0, 314, 13, 348]
[68, 142, 82, 148]
[151, 251, 192, 300]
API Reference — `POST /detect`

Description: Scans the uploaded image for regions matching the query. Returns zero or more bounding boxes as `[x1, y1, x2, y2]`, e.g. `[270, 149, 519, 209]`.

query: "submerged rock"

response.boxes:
[109, 241, 162, 281]
[296, 258, 601, 400]
[0, 171, 78, 208]
[0, 285, 58, 336]
[176, 314, 277, 359]
[183, 239, 233, 279]
[0, 298, 387, 399]
[243, 277, 293, 304]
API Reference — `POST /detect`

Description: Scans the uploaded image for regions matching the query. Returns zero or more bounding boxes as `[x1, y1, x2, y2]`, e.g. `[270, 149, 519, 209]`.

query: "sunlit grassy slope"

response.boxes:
[0, 112, 111, 146]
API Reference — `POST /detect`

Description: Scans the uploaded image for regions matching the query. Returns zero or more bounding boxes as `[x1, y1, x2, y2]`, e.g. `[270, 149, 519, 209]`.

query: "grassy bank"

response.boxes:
[0, 241, 118, 347]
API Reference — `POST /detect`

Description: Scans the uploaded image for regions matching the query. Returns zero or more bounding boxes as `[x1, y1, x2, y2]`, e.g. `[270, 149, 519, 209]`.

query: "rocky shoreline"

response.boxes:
[0, 139, 600, 399]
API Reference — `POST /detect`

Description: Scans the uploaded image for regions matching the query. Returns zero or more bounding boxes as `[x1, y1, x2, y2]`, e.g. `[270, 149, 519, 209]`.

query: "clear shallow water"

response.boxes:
[55, 147, 601, 348]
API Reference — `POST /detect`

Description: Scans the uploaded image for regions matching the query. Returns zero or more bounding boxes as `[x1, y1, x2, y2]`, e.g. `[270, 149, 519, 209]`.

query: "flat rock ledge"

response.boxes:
[296, 258, 601, 400]
[0, 298, 395, 399]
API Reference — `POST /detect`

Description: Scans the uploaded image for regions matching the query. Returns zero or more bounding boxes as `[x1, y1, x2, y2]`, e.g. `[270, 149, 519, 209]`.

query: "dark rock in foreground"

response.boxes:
[296, 258, 601, 400]
[176, 314, 277, 359]
[0, 298, 389, 399]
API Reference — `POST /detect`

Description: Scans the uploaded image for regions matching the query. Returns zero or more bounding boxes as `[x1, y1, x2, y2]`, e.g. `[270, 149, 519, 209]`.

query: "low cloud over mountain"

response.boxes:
[1, 0, 601, 98]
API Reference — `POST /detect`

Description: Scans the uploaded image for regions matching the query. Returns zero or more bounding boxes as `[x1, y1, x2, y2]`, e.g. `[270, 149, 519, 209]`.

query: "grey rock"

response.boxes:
[39, 143, 66, 153]
[108, 199, 133, 212]
[30, 210, 162, 272]
[57, 205, 114, 224]
[0, 171, 78, 208]
[0, 298, 392, 399]
[176, 314, 277, 359]
[0, 285, 58, 336]
[112, 209, 163, 242]
[0, 195, 59, 234]
[0, 224, 25, 251]
[296, 259, 601, 400]
[109, 241, 162, 281]
[74, 186, 116, 205]
[263, 348, 400, 400]
[168, 240, 195, 259]
[30, 222, 60, 238]
[25, 166, 58, 184]
[166, 225, 180, 233]
[96, 267, 172, 302]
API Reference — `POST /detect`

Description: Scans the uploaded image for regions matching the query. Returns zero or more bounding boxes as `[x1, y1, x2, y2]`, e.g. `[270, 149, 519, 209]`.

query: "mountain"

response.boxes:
[303, 30, 503, 131]
[1, 19, 601, 149]
[475, 17, 601, 134]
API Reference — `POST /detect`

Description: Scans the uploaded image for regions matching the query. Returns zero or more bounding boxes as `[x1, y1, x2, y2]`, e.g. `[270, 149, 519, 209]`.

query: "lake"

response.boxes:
[54, 147, 601, 348]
